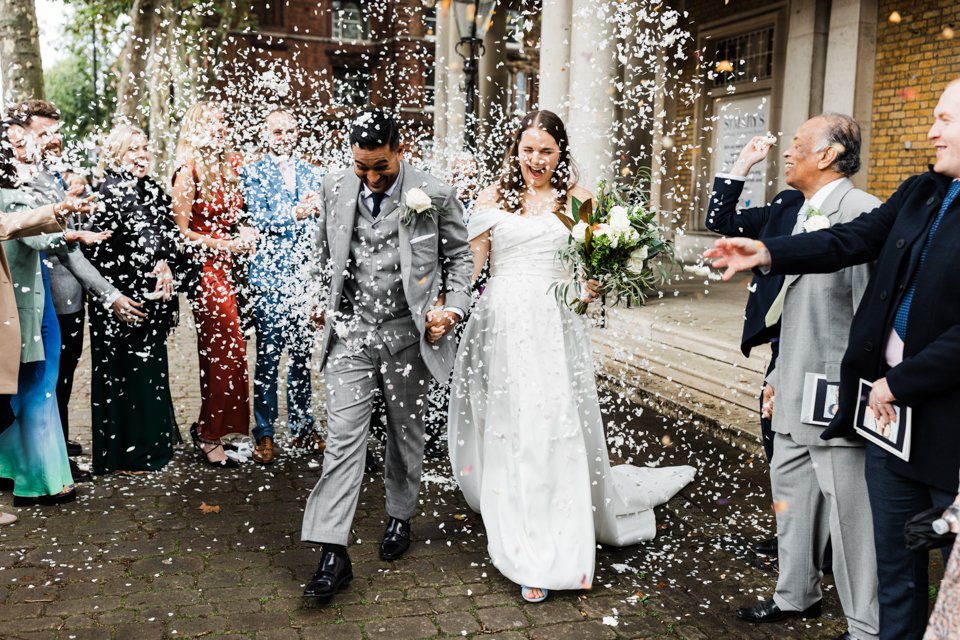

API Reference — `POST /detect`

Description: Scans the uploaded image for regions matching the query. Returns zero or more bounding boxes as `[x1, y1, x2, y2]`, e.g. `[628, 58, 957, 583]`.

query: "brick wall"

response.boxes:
[868, 0, 960, 197]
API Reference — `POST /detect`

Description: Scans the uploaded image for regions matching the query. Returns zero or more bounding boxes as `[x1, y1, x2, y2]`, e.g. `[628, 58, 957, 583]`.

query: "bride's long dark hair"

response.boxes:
[496, 110, 579, 215]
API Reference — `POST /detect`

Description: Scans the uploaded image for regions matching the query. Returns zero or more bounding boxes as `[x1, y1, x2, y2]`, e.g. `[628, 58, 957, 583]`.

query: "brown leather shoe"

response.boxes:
[294, 431, 326, 455]
[253, 436, 275, 465]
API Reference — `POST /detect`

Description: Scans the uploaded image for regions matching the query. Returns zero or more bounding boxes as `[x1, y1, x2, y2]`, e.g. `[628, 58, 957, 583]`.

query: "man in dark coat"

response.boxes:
[705, 78, 960, 640]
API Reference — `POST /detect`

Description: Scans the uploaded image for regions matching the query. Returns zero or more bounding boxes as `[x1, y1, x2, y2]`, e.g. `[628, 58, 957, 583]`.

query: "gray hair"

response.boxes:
[814, 113, 862, 177]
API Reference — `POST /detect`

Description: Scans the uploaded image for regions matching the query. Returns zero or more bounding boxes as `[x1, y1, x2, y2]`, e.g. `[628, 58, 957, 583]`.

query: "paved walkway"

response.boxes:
[0, 285, 857, 640]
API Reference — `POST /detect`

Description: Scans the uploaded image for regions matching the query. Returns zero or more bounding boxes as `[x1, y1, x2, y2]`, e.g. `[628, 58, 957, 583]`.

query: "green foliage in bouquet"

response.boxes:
[550, 178, 675, 315]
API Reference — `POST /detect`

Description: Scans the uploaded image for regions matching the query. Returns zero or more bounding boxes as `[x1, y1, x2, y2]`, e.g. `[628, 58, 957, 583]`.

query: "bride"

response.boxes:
[446, 110, 696, 603]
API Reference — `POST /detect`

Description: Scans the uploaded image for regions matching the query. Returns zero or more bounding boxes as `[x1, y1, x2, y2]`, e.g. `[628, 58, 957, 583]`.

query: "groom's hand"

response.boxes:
[703, 238, 772, 281]
[426, 309, 459, 344]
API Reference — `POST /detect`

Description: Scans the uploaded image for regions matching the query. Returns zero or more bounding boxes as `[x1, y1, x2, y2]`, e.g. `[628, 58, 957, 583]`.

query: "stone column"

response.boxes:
[777, 0, 829, 190]
[538, 0, 572, 119]
[566, 0, 616, 189]
[822, 0, 878, 190]
[433, 3, 465, 158]
[478, 6, 510, 163]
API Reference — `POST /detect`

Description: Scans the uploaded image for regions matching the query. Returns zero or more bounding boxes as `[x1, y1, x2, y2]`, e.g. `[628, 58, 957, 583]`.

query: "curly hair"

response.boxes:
[496, 110, 579, 215]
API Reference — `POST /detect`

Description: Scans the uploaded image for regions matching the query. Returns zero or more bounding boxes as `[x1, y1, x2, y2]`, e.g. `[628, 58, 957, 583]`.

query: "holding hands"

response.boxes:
[426, 308, 459, 344]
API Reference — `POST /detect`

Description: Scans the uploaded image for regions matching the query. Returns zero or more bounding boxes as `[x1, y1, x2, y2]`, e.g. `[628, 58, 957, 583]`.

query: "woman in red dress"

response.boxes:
[172, 102, 255, 468]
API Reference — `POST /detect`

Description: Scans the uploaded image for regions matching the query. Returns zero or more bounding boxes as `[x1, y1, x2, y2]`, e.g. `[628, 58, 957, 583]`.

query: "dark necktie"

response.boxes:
[370, 192, 386, 218]
[892, 179, 960, 339]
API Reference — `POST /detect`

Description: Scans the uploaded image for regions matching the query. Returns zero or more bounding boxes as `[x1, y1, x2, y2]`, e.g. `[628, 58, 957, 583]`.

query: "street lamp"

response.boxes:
[452, 0, 496, 151]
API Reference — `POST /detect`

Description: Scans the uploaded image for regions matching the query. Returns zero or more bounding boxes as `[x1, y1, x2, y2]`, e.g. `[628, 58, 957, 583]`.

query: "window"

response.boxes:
[511, 70, 530, 114]
[254, 0, 284, 29]
[711, 27, 775, 87]
[332, 1, 368, 41]
[424, 65, 436, 111]
[423, 5, 437, 38]
[333, 66, 370, 107]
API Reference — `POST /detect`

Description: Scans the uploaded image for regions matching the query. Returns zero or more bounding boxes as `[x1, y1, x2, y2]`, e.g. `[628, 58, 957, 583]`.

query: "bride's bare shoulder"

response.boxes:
[474, 184, 501, 209]
[568, 184, 593, 203]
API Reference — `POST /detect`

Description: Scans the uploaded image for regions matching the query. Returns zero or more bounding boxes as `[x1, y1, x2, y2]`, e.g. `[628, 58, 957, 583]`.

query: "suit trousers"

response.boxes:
[56, 309, 85, 442]
[770, 432, 879, 640]
[301, 333, 430, 546]
[864, 444, 954, 640]
[252, 286, 313, 441]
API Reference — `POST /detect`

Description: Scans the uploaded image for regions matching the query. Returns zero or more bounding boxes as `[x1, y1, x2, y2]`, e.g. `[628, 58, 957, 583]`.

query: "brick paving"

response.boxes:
[0, 309, 855, 640]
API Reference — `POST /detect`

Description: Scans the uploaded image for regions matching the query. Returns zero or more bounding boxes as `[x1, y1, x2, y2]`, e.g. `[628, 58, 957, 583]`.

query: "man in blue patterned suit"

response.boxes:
[241, 109, 325, 464]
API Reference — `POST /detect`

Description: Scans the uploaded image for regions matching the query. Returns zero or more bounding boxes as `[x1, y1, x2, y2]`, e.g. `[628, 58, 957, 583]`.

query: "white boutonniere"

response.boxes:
[802, 207, 831, 232]
[401, 187, 445, 225]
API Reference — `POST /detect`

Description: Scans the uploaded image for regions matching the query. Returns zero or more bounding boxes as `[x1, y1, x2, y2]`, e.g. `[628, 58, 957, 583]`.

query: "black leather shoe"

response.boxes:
[66, 440, 83, 457]
[302, 550, 353, 607]
[831, 633, 853, 640]
[735, 598, 821, 623]
[379, 517, 411, 561]
[69, 460, 93, 483]
[753, 536, 778, 557]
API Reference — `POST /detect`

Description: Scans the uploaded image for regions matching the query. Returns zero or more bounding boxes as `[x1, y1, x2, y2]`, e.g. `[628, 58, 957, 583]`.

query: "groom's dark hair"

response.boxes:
[349, 110, 401, 151]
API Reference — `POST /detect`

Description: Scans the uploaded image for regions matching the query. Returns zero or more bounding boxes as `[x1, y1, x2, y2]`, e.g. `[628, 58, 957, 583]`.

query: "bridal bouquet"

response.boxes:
[551, 181, 674, 315]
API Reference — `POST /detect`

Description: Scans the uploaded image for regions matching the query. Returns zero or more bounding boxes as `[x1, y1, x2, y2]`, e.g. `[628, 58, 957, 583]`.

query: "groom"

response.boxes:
[300, 110, 473, 606]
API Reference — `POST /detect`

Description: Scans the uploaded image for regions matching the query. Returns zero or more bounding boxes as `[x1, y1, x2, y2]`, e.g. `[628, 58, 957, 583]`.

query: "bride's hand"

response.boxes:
[582, 279, 601, 303]
[426, 308, 458, 343]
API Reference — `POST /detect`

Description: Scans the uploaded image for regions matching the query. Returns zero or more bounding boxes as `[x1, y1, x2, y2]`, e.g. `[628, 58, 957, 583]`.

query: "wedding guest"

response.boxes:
[7, 100, 143, 483]
[448, 110, 695, 603]
[717, 116, 880, 640]
[705, 77, 960, 640]
[240, 109, 323, 464]
[83, 124, 180, 475]
[172, 101, 253, 468]
[0, 128, 98, 506]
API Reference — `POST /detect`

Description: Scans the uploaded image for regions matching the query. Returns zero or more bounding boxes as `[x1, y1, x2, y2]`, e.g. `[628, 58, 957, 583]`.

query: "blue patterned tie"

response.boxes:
[893, 180, 960, 339]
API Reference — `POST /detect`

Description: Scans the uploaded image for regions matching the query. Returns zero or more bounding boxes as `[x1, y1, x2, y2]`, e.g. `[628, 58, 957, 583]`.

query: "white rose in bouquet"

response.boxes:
[627, 246, 649, 271]
[609, 206, 632, 233]
[404, 188, 433, 213]
[623, 228, 640, 243]
[571, 221, 589, 243]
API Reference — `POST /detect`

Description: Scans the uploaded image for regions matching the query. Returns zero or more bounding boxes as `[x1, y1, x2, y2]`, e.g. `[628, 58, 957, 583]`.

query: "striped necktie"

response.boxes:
[892, 179, 960, 339]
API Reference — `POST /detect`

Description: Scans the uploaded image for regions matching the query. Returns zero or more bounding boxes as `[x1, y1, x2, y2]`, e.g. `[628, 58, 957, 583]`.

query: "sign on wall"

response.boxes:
[711, 94, 771, 208]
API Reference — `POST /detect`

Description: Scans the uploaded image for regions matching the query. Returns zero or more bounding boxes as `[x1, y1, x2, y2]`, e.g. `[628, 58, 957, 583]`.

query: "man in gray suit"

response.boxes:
[301, 111, 473, 606]
[725, 114, 880, 640]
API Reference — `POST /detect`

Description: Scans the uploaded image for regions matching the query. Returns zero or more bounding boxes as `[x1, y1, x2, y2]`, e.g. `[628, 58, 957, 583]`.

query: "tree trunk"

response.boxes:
[115, 0, 158, 125]
[0, 0, 45, 103]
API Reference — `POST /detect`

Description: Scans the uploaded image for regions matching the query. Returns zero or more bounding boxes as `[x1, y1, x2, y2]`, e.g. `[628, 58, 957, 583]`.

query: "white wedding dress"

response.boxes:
[448, 206, 696, 591]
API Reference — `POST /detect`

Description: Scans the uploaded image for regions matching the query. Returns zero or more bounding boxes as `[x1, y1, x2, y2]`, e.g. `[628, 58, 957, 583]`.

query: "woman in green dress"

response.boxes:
[0, 124, 97, 504]
[83, 124, 180, 475]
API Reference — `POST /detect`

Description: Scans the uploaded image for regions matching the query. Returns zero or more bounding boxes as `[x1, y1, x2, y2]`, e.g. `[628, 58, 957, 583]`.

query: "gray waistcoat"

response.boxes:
[339, 203, 418, 354]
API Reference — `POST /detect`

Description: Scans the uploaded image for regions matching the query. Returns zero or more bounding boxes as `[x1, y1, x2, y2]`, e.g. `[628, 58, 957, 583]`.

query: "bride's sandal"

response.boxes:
[520, 586, 548, 603]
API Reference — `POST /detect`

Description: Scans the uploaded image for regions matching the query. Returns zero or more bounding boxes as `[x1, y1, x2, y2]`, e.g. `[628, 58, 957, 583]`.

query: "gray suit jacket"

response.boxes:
[24, 171, 118, 314]
[768, 179, 881, 447]
[313, 162, 473, 381]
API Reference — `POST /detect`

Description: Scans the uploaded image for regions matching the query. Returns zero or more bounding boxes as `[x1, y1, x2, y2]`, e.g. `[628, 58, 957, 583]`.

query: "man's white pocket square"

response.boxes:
[410, 233, 436, 245]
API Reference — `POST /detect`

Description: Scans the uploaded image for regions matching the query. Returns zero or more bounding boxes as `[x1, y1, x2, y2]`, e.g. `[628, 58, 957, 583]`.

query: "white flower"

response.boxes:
[803, 215, 831, 232]
[623, 228, 640, 243]
[627, 246, 648, 271]
[571, 221, 589, 243]
[593, 223, 610, 238]
[404, 188, 432, 213]
[608, 206, 631, 233]
[334, 322, 352, 339]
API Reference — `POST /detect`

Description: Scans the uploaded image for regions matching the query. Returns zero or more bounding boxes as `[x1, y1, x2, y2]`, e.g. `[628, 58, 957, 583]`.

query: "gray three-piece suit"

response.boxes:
[301, 162, 473, 546]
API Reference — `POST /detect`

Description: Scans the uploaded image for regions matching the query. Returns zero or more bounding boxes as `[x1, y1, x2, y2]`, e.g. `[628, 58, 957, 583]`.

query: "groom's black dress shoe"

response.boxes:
[379, 517, 411, 561]
[302, 550, 353, 607]
[735, 598, 821, 623]
[753, 536, 778, 557]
